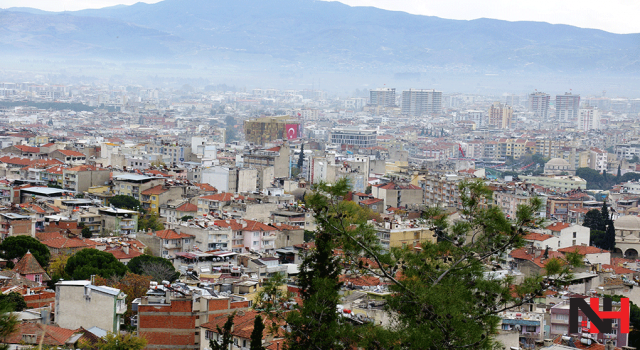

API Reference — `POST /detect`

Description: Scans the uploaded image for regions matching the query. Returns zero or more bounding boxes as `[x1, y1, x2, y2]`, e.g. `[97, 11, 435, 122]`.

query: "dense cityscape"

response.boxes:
[1, 0, 640, 349]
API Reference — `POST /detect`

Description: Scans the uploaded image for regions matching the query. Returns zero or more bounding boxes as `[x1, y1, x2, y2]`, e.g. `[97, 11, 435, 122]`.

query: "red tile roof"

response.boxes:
[339, 275, 381, 287]
[201, 193, 244, 202]
[14, 145, 40, 153]
[546, 222, 571, 232]
[558, 245, 609, 255]
[176, 202, 197, 212]
[55, 149, 85, 157]
[195, 183, 217, 192]
[4, 323, 78, 346]
[13, 252, 49, 278]
[152, 229, 194, 240]
[602, 264, 635, 275]
[523, 232, 554, 241]
[360, 198, 384, 205]
[105, 247, 143, 260]
[141, 185, 168, 195]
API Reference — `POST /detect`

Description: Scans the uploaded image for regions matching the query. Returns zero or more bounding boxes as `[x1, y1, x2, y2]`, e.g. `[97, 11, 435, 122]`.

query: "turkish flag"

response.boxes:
[285, 124, 298, 140]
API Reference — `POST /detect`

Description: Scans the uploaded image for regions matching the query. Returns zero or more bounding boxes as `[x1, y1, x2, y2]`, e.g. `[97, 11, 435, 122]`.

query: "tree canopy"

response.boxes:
[85, 331, 147, 350]
[576, 167, 640, 190]
[138, 213, 164, 231]
[109, 195, 142, 211]
[262, 177, 581, 350]
[127, 255, 179, 282]
[0, 293, 26, 312]
[65, 249, 128, 280]
[0, 236, 50, 268]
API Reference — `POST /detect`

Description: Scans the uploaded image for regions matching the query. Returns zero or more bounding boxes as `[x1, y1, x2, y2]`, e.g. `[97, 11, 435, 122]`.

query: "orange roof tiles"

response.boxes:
[546, 222, 571, 232]
[141, 185, 168, 195]
[523, 232, 554, 241]
[201, 193, 244, 202]
[176, 202, 197, 212]
[195, 183, 217, 192]
[55, 149, 85, 157]
[14, 145, 40, 153]
[360, 198, 384, 205]
[105, 247, 143, 260]
[152, 229, 194, 240]
[558, 245, 609, 255]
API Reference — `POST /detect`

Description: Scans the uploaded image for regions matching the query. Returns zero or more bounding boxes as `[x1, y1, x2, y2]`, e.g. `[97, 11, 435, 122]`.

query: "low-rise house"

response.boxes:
[50, 149, 87, 165]
[544, 222, 590, 249]
[55, 280, 127, 333]
[160, 201, 198, 224]
[3, 323, 87, 349]
[557, 245, 611, 265]
[11, 251, 50, 286]
[200, 310, 284, 350]
[0, 213, 35, 238]
[136, 229, 194, 260]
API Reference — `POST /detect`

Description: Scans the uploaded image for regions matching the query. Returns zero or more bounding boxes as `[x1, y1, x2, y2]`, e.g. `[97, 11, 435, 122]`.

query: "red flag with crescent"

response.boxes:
[285, 124, 298, 140]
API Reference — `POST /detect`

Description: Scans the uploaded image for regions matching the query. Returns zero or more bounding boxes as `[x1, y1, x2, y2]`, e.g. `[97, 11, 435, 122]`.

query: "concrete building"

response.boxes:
[113, 174, 164, 201]
[243, 116, 301, 145]
[528, 92, 550, 120]
[487, 102, 512, 129]
[556, 92, 580, 122]
[401, 89, 442, 116]
[140, 185, 185, 215]
[330, 129, 377, 148]
[62, 165, 111, 193]
[579, 107, 601, 131]
[371, 182, 424, 209]
[55, 280, 127, 333]
[520, 175, 587, 192]
[136, 229, 194, 261]
[50, 149, 87, 165]
[369, 88, 396, 107]
[543, 222, 590, 249]
[375, 221, 435, 251]
[98, 207, 139, 235]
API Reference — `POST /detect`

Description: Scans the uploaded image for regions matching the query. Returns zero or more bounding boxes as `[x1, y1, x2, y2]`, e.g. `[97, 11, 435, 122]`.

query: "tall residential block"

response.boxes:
[369, 88, 396, 107]
[401, 89, 442, 116]
[578, 107, 601, 131]
[556, 92, 580, 122]
[528, 92, 550, 120]
[488, 102, 513, 129]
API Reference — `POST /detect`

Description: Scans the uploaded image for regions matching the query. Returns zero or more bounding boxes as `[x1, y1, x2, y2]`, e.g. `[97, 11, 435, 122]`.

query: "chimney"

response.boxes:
[534, 249, 541, 258]
[123, 245, 129, 255]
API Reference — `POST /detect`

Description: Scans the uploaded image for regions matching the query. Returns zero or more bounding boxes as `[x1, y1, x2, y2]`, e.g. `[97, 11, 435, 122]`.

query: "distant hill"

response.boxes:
[3, 0, 640, 75]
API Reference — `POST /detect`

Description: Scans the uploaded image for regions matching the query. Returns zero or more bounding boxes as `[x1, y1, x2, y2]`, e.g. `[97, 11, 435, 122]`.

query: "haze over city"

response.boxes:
[0, 1, 639, 349]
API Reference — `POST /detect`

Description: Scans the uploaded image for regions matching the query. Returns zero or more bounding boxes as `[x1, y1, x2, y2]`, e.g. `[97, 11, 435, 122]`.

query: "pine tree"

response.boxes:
[604, 221, 616, 251]
[297, 144, 305, 170]
[601, 200, 610, 222]
[210, 313, 235, 350]
[250, 315, 265, 350]
[618, 164, 622, 178]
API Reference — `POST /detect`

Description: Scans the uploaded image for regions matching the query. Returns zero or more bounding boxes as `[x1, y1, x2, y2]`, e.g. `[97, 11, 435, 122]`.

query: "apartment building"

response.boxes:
[62, 165, 111, 193]
[113, 174, 164, 201]
[401, 89, 442, 116]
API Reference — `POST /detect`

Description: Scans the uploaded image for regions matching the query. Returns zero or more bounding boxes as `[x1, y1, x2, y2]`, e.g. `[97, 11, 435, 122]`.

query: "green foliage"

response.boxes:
[364, 185, 372, 194]
[303, 230, 315, 243]
[127, 255, 179, 282]
[0, 301, 18, 350]
[583, 209, 605, 232]
[65, 249, 128, 280]
[283, 178, 581, 350]
[46, 183, 62, 189]
[87, 331, 147, 350]
[604, 220, 616, 251]
[139, 213, 164, 231]
[250, 315, 266, 350]
[576, 167, 640, 190]
[109, 195, 142, 211]
[0, 236, 50, 268]
[0, 292, 26, 312]
[81, 227, 92, 238]
[209, 313, 235, 350]
[180, 215, 194, 221]
[297, 144, 305, 169]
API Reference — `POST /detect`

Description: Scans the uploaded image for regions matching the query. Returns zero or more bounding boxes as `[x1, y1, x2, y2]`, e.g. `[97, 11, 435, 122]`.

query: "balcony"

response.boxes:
[116, 301, 127, 314]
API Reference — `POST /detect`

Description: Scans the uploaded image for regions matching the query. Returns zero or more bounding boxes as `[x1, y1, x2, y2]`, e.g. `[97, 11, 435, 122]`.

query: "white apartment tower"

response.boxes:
[369, 88, 396, 107]
[401, 89, 442, 116]
[528, 92, 550, 120]
[578, 107, 601, 131]
[556, 92, 581, 122]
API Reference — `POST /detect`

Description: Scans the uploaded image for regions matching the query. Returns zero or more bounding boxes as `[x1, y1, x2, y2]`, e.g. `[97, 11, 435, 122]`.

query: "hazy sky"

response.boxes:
[2, 0, 639, 34]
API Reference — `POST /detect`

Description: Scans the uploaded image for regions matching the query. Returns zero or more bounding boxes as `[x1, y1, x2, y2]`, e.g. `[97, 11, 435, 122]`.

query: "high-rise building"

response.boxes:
[369, 88, 396, 107]
[488, 102, 513, 129]
[528, 92, 550, 120]
[330, 128, 377, 147]
[401, 89, 442, 116]
[578, 107, 601, 131]
[505, 94, 520, 107]
[555, 92, 580, 122]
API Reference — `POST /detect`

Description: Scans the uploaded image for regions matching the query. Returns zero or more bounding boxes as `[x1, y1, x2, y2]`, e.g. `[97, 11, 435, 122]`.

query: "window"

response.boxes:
[558, 241, 561, 247]
[162, 250, 168, 256]
[243, 340, 247, 347]
[233, 338, 238, 346]
[525, 326, 536, 333]
[151, 196, 156, 200]
[501, 324, 510, 330]
[253, 232, 259, 237]
[205, 330, 214, 340]
[573, 232, 576, 238]
[554, 314, 568, 321]
[184, 239, 190, 244]
[253, 241, 259, 246]
[34, 274, 41, 283]
[572, 239, 576, 246]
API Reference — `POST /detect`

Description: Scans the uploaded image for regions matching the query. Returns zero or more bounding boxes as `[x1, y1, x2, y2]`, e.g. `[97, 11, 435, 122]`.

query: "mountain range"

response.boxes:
[2, 0, 640, 78]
